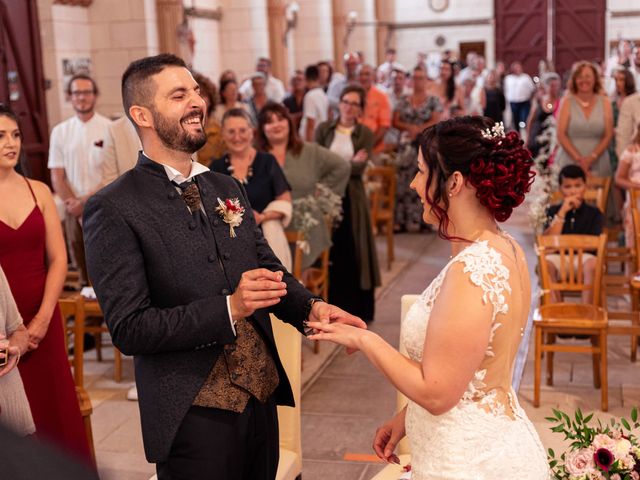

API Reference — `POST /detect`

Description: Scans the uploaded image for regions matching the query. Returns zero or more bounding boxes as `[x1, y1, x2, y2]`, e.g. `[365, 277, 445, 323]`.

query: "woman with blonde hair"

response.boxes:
[555, 61, 613, 178]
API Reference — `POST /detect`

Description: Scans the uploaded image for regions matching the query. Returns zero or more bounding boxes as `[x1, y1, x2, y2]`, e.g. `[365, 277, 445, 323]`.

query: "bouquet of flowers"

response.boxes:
[546, 407, 640, 479]
[291, 183, 343, 254]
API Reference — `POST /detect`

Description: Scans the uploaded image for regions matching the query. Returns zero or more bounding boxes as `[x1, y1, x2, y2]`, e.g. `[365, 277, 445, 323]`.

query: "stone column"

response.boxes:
[331, 0, 347, 73]
[156, 0, 183, 56]
[374, 0, 394, 66]
[267, 0, 289, 84]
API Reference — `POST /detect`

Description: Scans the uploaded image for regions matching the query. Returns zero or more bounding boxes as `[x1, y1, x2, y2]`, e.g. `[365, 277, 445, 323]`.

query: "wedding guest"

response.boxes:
[504, 61, 536, 130]
[0, 265, 34, 437]
[383, 68, 410, 149]
[48, 74, 111, 286]
[433, 60, 464, 119]
[377, 48, 404, 89]
[256, 102, 350, 268]
[393, 67, 442, 232]
[299, 65, 328, 142]
[315, 85, 381, 323]
[327, 53, 359, 115]
[526, 72, 561, 157]
[615, 126, 640, 248]
[193, 72, 225, 166]
[212, 79, 249, 125]
[239, 57, 286, 103]
[609, 67, 636, 172]
[317, 61, 334, 93]
[543, 165, 603, 304]
[99, 116, 141, 187]
[460, 75, 484, 116]
[0, 105, 91, 462]
[219, 69, 237, 87]
[482, 69, 506, 124]
[83, 54, 364, 480]
[308, 117, 548, 479]
[556, 61, 613, 179]
[282, 70, 305, 132]
[359, 63, 391, 153]
[616, 88, 640, 158]
[211, 108, 293, 270]
[245, 72, 269, 125]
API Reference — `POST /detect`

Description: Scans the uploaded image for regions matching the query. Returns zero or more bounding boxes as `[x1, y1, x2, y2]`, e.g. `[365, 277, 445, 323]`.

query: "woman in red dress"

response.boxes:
[0, 105, 91, 463]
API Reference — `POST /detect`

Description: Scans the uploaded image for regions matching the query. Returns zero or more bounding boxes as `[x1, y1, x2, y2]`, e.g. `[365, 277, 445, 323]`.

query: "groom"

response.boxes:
[83, 54, 366, 480]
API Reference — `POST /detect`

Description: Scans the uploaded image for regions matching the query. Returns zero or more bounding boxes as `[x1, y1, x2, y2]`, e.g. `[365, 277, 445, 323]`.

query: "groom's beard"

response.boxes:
[152, 108, 207, 154]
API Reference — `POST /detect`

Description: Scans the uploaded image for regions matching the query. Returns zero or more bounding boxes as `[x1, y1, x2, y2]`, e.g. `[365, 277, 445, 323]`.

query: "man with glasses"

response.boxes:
[48, 74, 111, 286]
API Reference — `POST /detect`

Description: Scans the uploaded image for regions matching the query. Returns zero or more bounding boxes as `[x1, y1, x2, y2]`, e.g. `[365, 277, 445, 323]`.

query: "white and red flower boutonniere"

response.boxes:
[215, 197, 245, 238]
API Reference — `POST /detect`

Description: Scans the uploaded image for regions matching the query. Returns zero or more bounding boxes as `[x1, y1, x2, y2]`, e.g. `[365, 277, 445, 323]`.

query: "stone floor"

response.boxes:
[84, 205, 640, 479]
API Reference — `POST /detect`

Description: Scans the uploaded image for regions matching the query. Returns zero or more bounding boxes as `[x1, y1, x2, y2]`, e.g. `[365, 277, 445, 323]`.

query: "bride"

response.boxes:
[308, 116, 549, 479]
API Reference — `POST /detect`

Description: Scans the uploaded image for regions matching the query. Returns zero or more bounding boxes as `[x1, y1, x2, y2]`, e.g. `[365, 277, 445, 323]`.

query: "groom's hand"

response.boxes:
[309, 302, 367, 329]
[229, 269, 287, 321]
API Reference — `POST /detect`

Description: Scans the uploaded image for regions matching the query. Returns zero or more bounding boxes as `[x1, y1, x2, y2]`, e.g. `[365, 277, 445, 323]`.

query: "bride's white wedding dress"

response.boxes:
[401, 240, 549, 479]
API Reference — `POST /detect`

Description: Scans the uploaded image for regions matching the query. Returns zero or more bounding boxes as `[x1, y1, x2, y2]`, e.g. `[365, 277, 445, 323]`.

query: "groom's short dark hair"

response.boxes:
[121, 54, 187, 123]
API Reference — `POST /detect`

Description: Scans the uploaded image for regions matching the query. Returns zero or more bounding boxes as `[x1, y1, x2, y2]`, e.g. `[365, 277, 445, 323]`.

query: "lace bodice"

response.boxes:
[400, 239, 549, 479]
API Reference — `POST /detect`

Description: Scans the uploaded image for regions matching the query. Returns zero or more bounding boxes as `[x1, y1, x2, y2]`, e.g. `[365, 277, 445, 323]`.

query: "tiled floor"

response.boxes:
[85, 206, 640, 479]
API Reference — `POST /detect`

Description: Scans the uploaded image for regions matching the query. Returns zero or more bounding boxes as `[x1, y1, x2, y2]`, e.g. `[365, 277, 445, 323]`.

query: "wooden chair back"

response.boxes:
[537, 234, 607, 306]
[284, 230, 304, 280]
[587, 174, 612, 210]
[366, 166, 397, 223]
[58, 294, 85, 387]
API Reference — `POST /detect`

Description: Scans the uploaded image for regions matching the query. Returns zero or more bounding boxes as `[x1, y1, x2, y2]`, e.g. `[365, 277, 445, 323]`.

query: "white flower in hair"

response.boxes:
[481, 122, 506, 140]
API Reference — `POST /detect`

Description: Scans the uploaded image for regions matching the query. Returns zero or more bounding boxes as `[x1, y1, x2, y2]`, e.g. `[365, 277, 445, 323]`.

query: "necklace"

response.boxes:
[227, 155, 254, 185]
[576, 96, 592, 108]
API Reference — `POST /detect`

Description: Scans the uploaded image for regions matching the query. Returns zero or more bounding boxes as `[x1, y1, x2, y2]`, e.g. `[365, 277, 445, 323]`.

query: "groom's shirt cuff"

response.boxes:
[225, 296, 237, 336]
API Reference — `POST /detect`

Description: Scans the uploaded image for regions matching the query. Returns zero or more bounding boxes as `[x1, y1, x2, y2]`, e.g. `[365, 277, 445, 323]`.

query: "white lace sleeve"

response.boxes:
[454, 241, 511, 356]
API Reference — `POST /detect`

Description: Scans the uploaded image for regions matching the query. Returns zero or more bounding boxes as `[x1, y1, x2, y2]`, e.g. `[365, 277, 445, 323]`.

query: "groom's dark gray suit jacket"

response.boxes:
[83, 154, 313, 463]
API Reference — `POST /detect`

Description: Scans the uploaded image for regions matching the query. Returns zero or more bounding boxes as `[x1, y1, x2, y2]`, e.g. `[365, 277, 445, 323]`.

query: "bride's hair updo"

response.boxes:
[417, 116, 534, 240]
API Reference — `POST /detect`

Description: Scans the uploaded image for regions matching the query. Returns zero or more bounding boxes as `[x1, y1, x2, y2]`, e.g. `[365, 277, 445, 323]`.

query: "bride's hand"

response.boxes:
[306, 321, 371, 353]
[373, 408, 407, 464]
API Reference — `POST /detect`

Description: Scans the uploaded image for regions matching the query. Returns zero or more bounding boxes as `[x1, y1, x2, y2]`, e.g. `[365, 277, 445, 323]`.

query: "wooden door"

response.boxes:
[553, 0, 605, 78]
[494, 0, 547, 75]
[0, 0, 50, 182]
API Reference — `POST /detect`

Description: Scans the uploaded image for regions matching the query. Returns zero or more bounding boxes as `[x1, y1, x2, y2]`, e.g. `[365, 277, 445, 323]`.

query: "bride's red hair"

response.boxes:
[418, 116, 534, 241]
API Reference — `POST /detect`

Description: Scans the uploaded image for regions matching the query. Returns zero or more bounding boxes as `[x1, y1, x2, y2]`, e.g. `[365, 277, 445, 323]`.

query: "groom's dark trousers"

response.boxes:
[83, 154, 313, 480]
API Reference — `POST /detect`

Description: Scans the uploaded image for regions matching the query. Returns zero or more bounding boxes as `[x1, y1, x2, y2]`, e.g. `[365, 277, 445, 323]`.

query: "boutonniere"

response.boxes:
[215, 197, 245, 238]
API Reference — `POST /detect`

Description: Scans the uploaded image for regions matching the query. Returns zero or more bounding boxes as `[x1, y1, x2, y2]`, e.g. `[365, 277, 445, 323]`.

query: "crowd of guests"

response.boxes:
[3, 39, 640, 464]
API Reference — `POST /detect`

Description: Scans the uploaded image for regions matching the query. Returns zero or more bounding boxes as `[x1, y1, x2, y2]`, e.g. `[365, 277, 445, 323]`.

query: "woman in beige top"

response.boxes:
[0, 265, 34, 437]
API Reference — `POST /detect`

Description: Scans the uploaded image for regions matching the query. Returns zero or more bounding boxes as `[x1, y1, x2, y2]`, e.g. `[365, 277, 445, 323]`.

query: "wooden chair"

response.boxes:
[366, 166, 396, 270]
[284, 230, 304, 281]
[58, 294, 85, 387]
[587, 174, 612, 210]
[535, 234, 608, 411]
[58, 295, 95, 462]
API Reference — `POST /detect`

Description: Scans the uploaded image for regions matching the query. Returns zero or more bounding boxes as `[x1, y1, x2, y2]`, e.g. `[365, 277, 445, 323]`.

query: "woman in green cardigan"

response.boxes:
[315, 85, 381, 323]
[256, 102, 350, 269]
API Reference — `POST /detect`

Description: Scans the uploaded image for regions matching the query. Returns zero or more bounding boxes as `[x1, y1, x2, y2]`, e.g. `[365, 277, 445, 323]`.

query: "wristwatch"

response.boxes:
[303, 297, 325, 336]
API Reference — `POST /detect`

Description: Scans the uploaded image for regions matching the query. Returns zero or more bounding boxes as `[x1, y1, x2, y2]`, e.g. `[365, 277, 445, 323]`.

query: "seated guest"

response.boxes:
[0, 265, 34, 437]
[283, 70, 306, 132]
[543, 165, 604, 304]
[193, 72, 225, 165]
[256, 102, 350, 268]
[315, 85, 381, 323]
[211, 109, 293, 270]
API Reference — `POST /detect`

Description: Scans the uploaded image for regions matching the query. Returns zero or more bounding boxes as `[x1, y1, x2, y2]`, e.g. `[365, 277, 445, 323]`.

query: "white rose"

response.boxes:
[613, 438, 632, 459]
[593, 433, 616, 451]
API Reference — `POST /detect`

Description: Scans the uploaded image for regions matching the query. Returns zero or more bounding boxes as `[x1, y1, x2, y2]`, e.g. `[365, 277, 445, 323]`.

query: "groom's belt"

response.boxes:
[193, 317, 279, 413]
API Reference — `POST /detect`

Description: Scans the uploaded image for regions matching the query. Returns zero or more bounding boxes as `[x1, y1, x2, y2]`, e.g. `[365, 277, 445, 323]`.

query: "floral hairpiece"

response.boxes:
[481, 122, 506, 140]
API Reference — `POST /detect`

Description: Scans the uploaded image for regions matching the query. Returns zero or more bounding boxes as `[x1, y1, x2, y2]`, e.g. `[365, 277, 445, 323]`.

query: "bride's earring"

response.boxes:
[448, 193, 453, 197]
